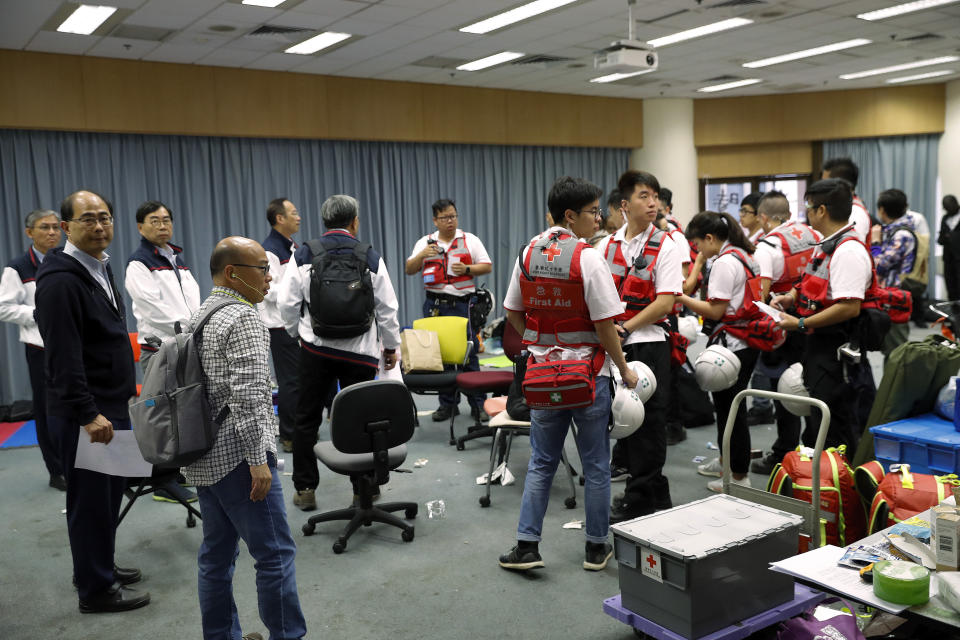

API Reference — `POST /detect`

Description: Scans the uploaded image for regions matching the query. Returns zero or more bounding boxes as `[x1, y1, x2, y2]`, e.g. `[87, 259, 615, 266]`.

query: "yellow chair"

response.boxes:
[403, 316, 471, 445]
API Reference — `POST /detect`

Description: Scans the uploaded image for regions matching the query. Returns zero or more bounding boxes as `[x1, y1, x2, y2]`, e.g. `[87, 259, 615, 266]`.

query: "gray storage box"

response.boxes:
[611, 493, 802, 639]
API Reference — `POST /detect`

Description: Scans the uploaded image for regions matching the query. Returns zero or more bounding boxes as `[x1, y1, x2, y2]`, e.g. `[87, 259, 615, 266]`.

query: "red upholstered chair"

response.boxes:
[453, 322, 524, 450]
[129, 332, 142, 396]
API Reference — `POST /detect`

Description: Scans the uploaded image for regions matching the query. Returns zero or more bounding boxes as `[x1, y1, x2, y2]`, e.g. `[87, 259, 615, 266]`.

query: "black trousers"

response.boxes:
[269, 328, 301, 442]
[762, 332, 806, 461]
[946, 253, 960, 302]
[712, 347, 760, 475]
[50, 414, 128, 601]
[292, 348, 377, 491]
[25, 344, 60, 476]
[619, 341, 672, 513]
[422, 296, 483, 410]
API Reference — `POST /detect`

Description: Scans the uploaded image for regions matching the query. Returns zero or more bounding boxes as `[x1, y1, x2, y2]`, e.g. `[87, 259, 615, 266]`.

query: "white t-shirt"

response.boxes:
[504, 227, 623, 372]
[849, 197, 872, 243]
[748, 228, 764, 244]
[408, 229, 491, 296]
[706, 242, 749, 352]
[670, 229, 693, 264]
[821, 229, 873, 301]
[907, 210, 930, 237]
[598, 224, 683, 345]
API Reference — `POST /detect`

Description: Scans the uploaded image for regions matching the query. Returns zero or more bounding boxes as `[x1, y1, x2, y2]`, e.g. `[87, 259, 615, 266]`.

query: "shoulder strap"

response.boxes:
[353, 241, 371, 265]
[517, 244, 532, 281]
[722, 247, 757, 278]
[305, 239, 326, 262]
[189, 297, 244, 336]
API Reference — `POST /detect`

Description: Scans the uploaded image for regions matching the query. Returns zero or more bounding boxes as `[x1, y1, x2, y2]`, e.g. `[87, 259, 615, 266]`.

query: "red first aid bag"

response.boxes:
[522, 351, 605, 410]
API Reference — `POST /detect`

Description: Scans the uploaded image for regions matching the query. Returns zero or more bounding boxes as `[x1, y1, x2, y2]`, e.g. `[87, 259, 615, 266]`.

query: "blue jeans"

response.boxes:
[197, 454, 306, 640]
[517, 377, 612, 544]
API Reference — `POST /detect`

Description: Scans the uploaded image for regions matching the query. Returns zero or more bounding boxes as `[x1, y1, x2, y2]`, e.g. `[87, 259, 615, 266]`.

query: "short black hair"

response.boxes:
[59, 190, 113, 222]
[136, 200, 172, 224]
[659, 187, 673, 208]
[547, 176, 602, 223]
[805, 178, 852, 223]
[823, 157, 859, 190]
[944, 195, 959, 216]
[686, 210, 755, 254]
[877, 188, 908, 220]
[758, 190, 790, 222]
[432, 199, 456, 217]
[267, 198, 288, 226]
[617, 170, 660, 201]
[606, 189, 621, 208]
[741, 192, 762, 211]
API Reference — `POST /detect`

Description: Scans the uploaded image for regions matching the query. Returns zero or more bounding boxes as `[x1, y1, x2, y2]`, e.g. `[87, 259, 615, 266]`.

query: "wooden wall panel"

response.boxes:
[0, 51, 86, 130]
[325, 76, 425, 142]
[697, 142, 813, 179]
[695, 84, 945, 146]
[421, 85, 508, 144]
[213, 68, 327, 139]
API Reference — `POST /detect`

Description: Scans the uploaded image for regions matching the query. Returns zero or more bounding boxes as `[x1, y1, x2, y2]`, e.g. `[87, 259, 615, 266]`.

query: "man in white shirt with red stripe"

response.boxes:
[405, 199, 492, 424]
[822, 157, 872, 244]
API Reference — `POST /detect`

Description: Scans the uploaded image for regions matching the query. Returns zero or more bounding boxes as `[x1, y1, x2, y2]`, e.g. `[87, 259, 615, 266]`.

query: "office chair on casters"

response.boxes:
[402, 315, 471, 445]
[302, 379, 417, 554]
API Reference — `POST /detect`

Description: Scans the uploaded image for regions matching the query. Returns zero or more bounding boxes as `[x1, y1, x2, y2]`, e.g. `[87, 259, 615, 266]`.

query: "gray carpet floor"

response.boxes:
[0, 328, 921, 640]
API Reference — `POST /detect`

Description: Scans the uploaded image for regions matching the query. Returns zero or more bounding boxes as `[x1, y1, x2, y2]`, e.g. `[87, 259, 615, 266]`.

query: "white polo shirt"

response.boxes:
[504, 227, 623, 372]
[598, 224, 683, 345]
[408, 229, 491, 296]
[818, 227, 873, 302]
[849, 196, 872, 243]
[706, 242, 749, 352]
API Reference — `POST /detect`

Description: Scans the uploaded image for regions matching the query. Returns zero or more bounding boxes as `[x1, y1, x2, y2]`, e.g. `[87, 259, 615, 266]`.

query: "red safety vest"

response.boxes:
[710, 247, 785, 351]
[518, 230, 599, 348]
[602, 227, 668, 322]
[421, 234, 475, 293]
[762, 222, 819, 294]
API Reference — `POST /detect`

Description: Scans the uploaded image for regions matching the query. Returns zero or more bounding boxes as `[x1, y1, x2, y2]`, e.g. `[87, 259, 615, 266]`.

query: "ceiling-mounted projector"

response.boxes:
[594, 39, 658, 73]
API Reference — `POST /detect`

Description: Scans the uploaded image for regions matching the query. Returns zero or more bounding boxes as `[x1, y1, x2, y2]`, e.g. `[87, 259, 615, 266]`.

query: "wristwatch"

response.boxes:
[465, 265, 471, 275]
[797, 318, 811, 334]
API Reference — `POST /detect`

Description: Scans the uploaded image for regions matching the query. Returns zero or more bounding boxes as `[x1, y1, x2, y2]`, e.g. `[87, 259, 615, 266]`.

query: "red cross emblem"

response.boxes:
[542, 241, 563, 262]
[790, 226, 805, 240]
[646, 554, 658, 569]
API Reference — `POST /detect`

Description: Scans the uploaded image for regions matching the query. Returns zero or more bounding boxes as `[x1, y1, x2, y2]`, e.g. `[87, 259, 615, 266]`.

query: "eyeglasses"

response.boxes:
[580, 207, 602, 220]
[231, 264, 269, 275]
[145, 217, 172, 228]
[71, 215, 113, 228]
[739, 207, 756, 216]
[436, 215, 458, 222]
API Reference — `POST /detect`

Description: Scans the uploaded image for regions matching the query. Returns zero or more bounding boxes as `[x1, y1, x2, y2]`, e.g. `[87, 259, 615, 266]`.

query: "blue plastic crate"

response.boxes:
[870, 413, 960, 475]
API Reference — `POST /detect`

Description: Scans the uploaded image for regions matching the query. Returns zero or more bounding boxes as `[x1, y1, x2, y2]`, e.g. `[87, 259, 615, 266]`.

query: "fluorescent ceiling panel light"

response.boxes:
[647, 17, 753, 48]
[460, 0, 577, 35]
[57, 4, 117, 35]
[285, 32, 351, 55]
[886, 69, 954, 83]
[743, 38, 871, 68]
[589, 69, 655, 84]
[456, 51, 525, 71]
[242, 0, 286, 7]
[698, 78, 762, 93]
[839, 55, 960, 79]
[858, 0, 959, 21]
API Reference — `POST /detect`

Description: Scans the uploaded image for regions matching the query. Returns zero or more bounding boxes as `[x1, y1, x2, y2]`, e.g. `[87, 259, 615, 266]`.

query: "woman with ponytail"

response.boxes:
[678, 211, 760, 492]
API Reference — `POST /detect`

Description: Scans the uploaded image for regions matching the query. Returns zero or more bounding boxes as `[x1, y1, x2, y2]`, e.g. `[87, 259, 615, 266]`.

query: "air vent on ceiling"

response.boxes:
[109, 24, 173, 42]
[511, 54, 573, 65]
[898, 33, 944, 42]
[248, 24, 314, 37]
[411, 56, 466, 69]
[710, 0, 766, 7]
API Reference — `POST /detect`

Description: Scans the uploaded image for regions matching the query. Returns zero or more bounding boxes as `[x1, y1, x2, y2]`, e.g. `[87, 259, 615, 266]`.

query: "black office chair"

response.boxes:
[119, 470, 201, 529]
[301, 379, 418, 554]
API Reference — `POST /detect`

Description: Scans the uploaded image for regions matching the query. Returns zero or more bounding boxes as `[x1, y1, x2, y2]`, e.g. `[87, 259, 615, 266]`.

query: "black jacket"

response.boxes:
[35, 248, 136, 423]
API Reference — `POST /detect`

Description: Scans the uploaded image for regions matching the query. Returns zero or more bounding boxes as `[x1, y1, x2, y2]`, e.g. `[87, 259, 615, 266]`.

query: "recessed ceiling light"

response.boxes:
[285, 32, 351, 55]
[456, 51, 525, 71]
[57, 4, 117, 35]
[839, 56, 960, 79]
[697, 78, 762, 93]
[886, 69, 955, 83]
[858, 0, 959, 21]
[460, 0, 577, 35]
[589, 69, 655, 84]
[743, 39, 871, 68]
[242, 0, 286, 6]
[647, 17, 753, 48]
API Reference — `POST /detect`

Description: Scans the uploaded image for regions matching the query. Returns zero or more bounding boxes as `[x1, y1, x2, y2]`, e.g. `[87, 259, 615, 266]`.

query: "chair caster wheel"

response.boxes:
[302, 524, 315, 536]
[479, 496, 490, 508]
[401, 529, 414, 542]
[332, 539, 346, 554]
[405, 507, 418, 519]
[456, 442, 465, 451]
[564, 497, 576, 509]
[187, 515, 196, 528]
[448, 439, 456, 446]
[579, 477, 585, 486]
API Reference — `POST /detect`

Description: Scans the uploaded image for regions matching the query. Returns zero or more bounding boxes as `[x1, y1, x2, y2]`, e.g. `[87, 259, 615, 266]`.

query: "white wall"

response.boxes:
[935, 78, 960, 297]
[630, 98, 699, 225]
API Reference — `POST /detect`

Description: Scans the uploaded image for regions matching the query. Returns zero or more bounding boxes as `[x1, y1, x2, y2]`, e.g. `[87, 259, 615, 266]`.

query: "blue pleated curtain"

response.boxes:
[0, 129, 629, 403]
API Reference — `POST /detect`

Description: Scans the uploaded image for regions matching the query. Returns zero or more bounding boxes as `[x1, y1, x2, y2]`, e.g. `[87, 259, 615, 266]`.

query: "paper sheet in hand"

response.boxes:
[769, 544, 910, 613]
[75, 428, 153, 477]
[754, 300, 783, 322]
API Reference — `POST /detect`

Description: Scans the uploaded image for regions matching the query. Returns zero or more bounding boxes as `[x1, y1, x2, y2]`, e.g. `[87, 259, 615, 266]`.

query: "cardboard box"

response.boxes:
[935, 512, 960, 572]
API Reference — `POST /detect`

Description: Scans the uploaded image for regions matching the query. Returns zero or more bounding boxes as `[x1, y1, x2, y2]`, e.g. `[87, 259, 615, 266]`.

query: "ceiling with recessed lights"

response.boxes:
[3, 0, 959, 98]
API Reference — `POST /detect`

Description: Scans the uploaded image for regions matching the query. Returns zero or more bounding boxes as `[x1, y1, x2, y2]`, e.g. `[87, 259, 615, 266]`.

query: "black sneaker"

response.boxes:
[49, 474, 67, 491]
[745, 406, 774, 426]
[666, 423, 687, 445]
[498, 544, 544, 571]
[750, 451, 780, 476]
[610, 466, 629, 482]
[432, 405, 460, 422]
[583, 542, 614, 571]
[470, 406, 490, 424]
[154, 482, 198, 503]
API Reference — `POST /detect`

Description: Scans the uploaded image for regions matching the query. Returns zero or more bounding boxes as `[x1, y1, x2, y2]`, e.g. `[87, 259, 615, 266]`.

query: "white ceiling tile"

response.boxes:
[353, 3, 428, 24]
[25, 30, 98, 56]
[244, 51, 307, 71]
[142, 41, 219, 64]
[85, 35, 161, 59]
[0, 0, 60, 49]
[265, 10, 339, 30]
[203, 2, 282, 25]
[125, 0, 224, 30]
[324, 17, 397, 36]
[293, 0, 370, 19]
[197, 47, 266, 67]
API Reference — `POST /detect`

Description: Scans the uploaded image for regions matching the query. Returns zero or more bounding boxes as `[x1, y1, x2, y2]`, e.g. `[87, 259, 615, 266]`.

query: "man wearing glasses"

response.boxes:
[405, 198, 493, 424]
[124, 200, 201, 504]
[35, 190, 149, 613]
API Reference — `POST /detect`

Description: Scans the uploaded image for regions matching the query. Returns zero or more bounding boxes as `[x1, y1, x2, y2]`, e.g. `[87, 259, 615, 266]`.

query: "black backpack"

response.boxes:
[305, 239, 375, 339]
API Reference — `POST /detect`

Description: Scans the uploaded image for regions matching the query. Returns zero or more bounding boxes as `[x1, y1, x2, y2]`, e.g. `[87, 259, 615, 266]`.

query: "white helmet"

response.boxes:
[612, 361, 657, 403]
[678, 316, 700, 345]
[694, 344, 741, 392]
[777, 363, 811, 416]
[610, 385, 645, 439]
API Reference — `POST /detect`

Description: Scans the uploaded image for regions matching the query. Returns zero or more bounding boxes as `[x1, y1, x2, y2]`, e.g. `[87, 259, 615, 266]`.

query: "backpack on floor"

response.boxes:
[130, 298, 241, 468]
[767, 446, 866, 547]
[306, 240, 375, 339]
[866, 465, 959, 534]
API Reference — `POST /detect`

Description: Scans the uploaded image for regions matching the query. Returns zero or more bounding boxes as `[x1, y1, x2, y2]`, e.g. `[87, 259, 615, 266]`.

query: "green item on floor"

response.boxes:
[479, 355, 514, 368]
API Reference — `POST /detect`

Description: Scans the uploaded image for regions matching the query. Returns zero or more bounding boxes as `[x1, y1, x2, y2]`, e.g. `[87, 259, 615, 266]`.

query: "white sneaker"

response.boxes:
[707, 476, 752, 493]
[697, 457, 723, 478]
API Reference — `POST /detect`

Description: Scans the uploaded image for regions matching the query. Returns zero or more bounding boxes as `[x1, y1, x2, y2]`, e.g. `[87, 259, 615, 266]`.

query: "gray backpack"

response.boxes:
[131, 298, 240, 468]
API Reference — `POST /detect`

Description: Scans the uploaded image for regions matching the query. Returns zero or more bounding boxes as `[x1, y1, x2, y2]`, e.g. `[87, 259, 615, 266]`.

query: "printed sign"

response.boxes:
[640, 546, 663, 583]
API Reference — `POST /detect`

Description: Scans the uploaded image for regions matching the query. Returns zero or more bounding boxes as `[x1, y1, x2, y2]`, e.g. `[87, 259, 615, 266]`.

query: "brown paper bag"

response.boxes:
[400, 329, 443, 374]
